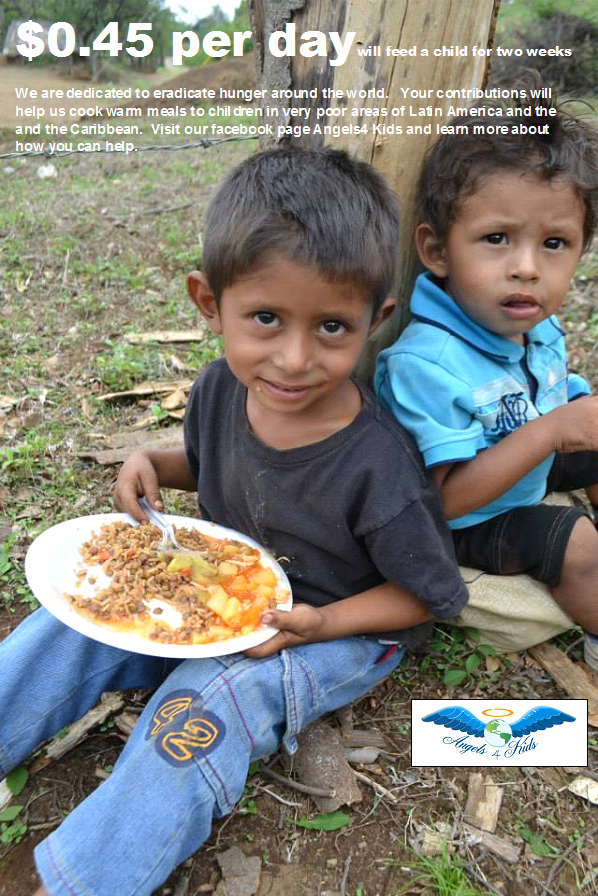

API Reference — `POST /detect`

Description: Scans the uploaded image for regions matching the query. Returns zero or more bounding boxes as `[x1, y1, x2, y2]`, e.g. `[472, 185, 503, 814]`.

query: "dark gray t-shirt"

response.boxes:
[184, 359, 468, 646]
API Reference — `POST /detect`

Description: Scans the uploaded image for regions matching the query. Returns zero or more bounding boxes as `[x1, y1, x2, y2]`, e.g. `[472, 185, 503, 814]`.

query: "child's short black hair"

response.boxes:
[202, 146, 400, 313]
[417, 99, 598, 249]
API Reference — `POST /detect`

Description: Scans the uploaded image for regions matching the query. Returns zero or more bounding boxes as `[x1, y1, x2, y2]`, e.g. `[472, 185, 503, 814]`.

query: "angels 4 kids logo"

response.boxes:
[411, 700, 587, 767]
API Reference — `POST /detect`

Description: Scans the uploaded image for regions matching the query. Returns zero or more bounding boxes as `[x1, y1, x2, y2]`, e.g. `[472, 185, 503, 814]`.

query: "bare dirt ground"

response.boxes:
[1, 61, 598, 896]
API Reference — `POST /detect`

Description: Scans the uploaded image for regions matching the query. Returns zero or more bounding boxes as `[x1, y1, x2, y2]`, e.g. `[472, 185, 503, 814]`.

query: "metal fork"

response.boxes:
[138, 497, 188, 553]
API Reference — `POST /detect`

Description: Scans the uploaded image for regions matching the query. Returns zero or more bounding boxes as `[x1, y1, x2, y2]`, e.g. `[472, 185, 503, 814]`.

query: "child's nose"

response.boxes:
[509, 245, 540, 281]
[275, 331, 313, 373]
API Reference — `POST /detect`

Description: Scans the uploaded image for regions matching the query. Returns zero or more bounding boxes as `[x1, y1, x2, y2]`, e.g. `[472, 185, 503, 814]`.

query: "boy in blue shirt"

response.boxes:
[1, 147, 467, 896]
[375, 102, 598, 667]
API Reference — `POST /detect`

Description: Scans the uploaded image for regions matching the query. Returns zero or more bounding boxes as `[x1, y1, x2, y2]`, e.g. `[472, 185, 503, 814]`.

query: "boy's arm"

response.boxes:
[245, 582, 433, 658]
[433, 394, 598, 519]
[113, 448, 197, 523]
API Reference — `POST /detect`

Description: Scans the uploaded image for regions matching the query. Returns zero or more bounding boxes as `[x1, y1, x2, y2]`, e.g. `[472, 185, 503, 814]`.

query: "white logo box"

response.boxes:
[411, 699, 587, 767]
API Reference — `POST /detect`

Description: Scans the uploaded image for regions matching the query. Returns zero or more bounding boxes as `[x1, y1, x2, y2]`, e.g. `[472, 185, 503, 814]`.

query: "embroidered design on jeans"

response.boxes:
[149, 694, 194, 735]
[488, 392, 529, 436]
[147, 689, 225, 766]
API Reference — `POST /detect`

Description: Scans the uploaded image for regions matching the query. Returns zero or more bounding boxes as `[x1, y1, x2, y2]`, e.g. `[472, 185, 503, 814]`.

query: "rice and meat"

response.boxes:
[66, 520, 283, 644]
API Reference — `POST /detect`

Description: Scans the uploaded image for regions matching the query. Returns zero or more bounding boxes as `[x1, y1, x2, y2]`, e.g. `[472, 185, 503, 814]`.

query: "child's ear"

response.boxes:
[369, 296, 396, 334]
[415, 223, 448, 278]
[187, 271, 223, 334]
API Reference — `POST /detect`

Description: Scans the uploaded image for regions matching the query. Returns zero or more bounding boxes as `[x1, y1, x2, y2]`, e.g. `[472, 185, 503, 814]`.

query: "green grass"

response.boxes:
[0, 535, 36, 615]
[391, 850, 490, 896]
[496, 0, 598, 31]
[0, 135, 248, 564]
[94, 340, 176, 391]
[394, 625, 503, 690]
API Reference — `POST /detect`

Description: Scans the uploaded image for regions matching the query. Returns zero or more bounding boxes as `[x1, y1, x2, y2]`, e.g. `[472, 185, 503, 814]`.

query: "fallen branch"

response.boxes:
[77, 426, 184, 465]
[564, 766, 598, 783]
[29, 692, 125, 773]
[339, 854, 351, 896]
[96, 379, 193, 401]
[124, 330, 206, 345]
[113, 201, 195, 223]
[352, 769, 398, 804]
[461, 823, 520, 864]
[528, 641, 598, 726]
[463, 772, 503, 832]
[544, 823, 598, 892]
[61, 248, 70, 288]
[0, 779, 12, 811]
[256, 785, 300, 807]
[258, 761, 334, 799]
[461, 858, 506, 895]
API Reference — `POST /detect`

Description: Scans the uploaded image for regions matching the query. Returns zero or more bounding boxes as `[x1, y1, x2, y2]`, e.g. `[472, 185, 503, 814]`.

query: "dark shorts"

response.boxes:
[451, 451, 598, 588]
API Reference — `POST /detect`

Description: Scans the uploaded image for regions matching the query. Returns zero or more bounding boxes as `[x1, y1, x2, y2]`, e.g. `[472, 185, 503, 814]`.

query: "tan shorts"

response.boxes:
[451, 493, 578, 653]
[454, 566, 574, 652]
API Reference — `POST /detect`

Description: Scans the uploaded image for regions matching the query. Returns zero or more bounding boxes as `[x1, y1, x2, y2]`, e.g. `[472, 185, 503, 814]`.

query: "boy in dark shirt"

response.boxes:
[2, 147, 467, 896]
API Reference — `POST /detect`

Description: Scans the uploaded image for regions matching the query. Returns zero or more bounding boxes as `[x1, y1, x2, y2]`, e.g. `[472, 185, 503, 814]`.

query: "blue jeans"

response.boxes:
[0, 608, 402, 896]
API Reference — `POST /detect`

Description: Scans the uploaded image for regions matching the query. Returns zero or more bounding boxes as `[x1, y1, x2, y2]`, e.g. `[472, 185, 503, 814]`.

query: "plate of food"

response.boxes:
[25, 513, 292, 658]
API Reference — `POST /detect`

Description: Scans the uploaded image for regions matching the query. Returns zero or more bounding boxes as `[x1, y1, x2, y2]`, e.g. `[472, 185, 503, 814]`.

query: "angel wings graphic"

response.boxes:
[421, 705, 575, 738]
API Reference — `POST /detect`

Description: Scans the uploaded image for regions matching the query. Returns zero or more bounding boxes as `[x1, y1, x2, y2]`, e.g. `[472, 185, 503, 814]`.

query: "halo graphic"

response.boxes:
[482, 707, 514, 718]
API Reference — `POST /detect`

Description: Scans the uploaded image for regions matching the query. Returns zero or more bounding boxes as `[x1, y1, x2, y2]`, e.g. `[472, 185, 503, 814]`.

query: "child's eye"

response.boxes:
[319, 320, 347, 336]
[544, 237, 565, 250]
[484, 233, 507, 245]
[252, 311, 279, 328]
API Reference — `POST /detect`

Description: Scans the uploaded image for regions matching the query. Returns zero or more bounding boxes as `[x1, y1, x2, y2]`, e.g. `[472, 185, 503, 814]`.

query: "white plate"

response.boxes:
[25, 513, 292, 658]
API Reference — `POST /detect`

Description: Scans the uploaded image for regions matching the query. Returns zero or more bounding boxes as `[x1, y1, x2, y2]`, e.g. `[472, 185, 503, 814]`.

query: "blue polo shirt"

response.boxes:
[374, 272, 590, 529]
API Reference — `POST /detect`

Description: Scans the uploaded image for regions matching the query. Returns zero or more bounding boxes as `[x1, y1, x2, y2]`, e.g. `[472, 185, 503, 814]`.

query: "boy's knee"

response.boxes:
[563, 515, 598, 575]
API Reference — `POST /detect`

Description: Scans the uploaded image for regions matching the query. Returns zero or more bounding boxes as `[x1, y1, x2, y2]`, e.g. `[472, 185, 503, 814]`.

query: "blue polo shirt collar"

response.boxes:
[411, 272, 563, 363]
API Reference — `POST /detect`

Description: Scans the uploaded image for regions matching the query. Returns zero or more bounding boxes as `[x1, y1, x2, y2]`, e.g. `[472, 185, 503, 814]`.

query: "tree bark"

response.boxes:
[249, 0, 499, 384]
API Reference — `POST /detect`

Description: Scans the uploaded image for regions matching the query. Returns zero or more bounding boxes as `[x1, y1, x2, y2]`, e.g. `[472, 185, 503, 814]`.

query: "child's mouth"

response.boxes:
[501, 295, 541, 319]
[258, 379, 313, 400]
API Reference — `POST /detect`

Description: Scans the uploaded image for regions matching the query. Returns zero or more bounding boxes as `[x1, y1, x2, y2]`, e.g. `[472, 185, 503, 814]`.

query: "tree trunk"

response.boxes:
[248, 0, 499, 384]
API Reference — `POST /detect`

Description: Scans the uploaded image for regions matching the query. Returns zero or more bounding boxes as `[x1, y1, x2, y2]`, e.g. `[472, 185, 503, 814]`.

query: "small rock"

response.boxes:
[344, 746, 380, 764]
[215, 845, 261, 896]
[37, 163, 57, 179]
[294, 719, 362, 812]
